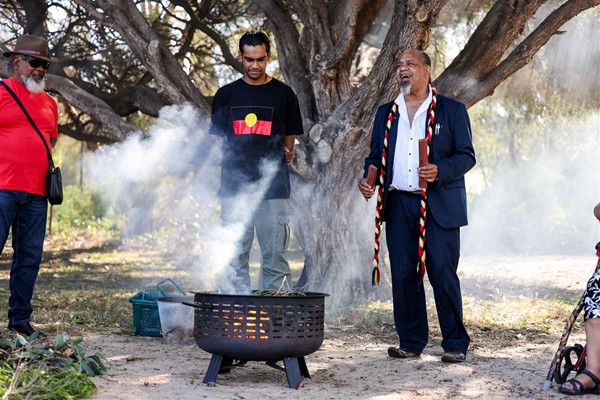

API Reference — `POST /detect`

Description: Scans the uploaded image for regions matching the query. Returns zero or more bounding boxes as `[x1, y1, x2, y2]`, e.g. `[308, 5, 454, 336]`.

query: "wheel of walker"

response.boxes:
[554, 344, 586, 384]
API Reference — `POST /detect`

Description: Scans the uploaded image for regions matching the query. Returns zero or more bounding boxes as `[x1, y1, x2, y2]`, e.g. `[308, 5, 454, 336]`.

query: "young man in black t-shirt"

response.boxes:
[209, 31, 304, 292]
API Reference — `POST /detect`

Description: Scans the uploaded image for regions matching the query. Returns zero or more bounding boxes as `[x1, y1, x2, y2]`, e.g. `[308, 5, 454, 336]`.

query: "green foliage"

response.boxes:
[0, 332, 106, 399]
[49, 185, 123, 237]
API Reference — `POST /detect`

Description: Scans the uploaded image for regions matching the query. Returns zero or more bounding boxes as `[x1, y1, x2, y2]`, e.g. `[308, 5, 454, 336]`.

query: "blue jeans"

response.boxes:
[221, 198, 291, 292]
[0, 190, 47, 324]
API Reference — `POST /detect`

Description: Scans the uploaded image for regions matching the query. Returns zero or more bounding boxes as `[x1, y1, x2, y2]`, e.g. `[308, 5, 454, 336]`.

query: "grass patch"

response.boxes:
[3, 232, 582, 345]
[464, 294, 581, 348]
[326, 293, 581, 349]
[0, 221, 586, 397]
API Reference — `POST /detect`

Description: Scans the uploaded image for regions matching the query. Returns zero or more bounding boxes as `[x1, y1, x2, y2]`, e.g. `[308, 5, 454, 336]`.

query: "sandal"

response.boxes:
[559, 370, 600, 395]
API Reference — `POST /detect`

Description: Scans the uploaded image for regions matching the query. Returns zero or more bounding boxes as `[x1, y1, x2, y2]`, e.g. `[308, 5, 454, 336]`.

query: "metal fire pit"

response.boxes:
[185, 291, 327, 389]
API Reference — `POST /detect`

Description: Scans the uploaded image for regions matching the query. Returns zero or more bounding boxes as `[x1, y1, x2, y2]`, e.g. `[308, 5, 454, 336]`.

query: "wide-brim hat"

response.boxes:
[3, 34, 58, 63]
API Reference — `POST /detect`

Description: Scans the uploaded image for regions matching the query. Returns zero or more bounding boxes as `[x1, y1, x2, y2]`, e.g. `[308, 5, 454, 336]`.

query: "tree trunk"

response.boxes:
[289, 155, 393, 304]
[285, 0, 443, 303]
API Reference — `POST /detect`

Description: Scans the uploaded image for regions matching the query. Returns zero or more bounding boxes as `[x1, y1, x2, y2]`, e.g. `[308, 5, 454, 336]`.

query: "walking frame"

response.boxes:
[542, 242, 600, 391]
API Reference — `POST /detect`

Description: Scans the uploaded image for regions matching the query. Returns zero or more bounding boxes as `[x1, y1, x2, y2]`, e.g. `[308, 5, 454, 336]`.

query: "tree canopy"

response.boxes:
[1, 1, 597, 144]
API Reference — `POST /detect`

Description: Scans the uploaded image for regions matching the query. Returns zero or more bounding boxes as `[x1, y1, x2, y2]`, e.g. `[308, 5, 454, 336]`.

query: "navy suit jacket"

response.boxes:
[364, 94, 476, 228]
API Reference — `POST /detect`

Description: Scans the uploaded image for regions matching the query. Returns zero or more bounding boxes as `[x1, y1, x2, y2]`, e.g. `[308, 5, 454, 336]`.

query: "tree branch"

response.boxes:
[19, 0, 49, 37]
[435, 0, 547, 97]
[170, 0, 243, 74]
[288, 0, 332, 55]
[47, 74, 137, 142]
[441, 0, 600, 106]
[58, 124, 117, 144]
[325, 0, 387, 71]
[73, 0, 211, 114]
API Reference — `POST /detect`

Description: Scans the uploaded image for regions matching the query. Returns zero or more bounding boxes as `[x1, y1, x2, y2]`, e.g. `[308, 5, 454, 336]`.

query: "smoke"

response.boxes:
[538, 4, 600, 101]
[462, 7, 600, 255]
[84, 103, 276, 293]
[463, 114, 600, 256]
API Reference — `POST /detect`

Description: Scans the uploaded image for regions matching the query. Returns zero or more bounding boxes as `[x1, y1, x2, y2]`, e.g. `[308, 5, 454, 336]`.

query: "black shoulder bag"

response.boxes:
[0, 81, 63, 205]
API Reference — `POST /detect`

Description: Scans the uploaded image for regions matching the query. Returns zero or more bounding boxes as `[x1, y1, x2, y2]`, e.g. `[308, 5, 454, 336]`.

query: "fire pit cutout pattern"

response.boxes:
[187, 291, 327, 389]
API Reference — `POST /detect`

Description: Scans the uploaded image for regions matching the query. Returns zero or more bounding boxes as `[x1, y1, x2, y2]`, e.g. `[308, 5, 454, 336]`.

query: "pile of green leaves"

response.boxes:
[0, 332, 106, 399]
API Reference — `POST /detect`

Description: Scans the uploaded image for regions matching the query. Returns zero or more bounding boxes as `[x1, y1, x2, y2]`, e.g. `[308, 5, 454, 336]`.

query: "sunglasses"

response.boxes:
[19, 57, 50, 69]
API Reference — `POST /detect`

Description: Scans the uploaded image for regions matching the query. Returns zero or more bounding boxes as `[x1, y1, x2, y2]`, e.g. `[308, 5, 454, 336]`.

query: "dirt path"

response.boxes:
[86, 255, 597, 400]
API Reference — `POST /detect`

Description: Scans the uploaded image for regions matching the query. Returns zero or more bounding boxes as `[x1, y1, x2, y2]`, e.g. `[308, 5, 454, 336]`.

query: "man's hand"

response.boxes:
[358, 178, 375, 200]
[284, 147, 294, 164]
[418, 163, 438, 182]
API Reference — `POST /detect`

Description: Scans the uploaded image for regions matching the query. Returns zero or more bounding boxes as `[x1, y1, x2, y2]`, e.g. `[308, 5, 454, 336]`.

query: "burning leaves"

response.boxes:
[253, 289, 307, 297]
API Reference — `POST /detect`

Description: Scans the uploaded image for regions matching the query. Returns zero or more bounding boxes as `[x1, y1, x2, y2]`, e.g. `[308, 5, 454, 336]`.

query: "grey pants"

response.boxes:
[221, 198, 291, 292]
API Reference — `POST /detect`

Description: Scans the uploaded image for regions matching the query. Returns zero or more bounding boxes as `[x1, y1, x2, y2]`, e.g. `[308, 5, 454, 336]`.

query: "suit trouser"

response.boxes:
[385, 190, 470, 354]
[221, 197, 291, 292]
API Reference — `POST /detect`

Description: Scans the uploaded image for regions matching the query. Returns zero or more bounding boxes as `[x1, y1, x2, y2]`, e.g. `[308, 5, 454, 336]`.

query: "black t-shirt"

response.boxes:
[210, 78, 304, 199]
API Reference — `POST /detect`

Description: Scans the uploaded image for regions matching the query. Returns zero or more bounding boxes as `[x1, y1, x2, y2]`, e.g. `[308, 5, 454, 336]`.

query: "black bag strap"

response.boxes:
[0, 80, 55, 169]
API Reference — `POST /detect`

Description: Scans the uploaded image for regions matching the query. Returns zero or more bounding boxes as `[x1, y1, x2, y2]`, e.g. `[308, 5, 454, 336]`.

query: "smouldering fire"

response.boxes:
[222, 309, 270, 339]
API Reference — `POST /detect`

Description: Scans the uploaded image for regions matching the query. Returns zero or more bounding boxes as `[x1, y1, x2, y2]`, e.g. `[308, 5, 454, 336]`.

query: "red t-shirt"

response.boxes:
[0, 77, 59, 196]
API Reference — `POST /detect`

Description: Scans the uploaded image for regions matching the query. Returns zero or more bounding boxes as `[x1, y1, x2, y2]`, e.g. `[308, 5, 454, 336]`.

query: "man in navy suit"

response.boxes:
[358, 50, 476, 363]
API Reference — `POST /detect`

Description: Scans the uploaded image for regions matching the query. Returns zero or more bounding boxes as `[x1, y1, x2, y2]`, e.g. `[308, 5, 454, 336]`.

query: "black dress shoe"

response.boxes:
[388, 347, 422, 358]
[8, 321, 46, 339]
[441, 349, 466, 363]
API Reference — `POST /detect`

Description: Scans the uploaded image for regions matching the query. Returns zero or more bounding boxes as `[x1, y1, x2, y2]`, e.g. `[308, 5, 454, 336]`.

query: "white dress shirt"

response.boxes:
[390, 87, 432, 192]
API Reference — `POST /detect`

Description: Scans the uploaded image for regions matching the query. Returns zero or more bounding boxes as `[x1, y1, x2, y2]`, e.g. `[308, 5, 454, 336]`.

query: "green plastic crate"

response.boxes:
[129, 290, 163, 337]
[129, 278, 187, 337]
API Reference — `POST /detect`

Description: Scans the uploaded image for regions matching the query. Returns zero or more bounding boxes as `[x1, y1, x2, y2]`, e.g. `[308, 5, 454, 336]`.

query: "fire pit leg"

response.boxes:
[203, 354, 227, 384]
[298, 356, 311, 379]
[283, 357, 304, 389]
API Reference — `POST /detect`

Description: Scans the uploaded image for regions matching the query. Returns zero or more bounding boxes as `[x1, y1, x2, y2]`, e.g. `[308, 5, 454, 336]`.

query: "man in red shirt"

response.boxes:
[0, 34, 59, 339]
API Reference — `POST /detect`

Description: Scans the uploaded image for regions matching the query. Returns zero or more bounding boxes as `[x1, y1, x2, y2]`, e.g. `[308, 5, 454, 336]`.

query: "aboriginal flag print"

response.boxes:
[232, 106, 273, 136]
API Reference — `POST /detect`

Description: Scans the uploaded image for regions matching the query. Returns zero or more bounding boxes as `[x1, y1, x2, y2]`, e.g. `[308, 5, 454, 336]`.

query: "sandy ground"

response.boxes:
[85, 255, 599, 400]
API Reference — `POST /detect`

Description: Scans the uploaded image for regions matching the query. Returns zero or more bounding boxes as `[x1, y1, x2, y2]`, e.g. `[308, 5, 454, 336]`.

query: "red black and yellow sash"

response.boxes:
[371, 88, 438, 286]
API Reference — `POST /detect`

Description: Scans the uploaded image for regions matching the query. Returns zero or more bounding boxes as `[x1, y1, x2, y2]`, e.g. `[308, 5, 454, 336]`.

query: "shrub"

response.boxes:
[48, 185, 122, 237]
